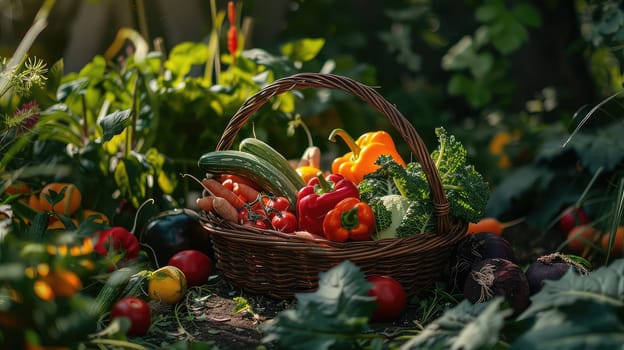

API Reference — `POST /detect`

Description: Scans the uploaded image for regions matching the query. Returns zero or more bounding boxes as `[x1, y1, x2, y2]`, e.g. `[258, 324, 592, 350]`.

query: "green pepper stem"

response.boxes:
[328, 128, 361, 159]
[341, 207, 359, 229]
[316, 172, 332, 194]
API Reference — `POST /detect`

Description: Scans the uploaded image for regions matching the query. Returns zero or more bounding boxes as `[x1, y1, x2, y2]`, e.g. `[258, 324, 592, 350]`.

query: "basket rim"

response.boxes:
[199, 211, 468, 259]
[214, 72, 453, 234]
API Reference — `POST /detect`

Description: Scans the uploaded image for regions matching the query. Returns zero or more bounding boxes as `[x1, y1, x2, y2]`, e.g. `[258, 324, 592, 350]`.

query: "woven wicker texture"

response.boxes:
[201, 73, 467, 299]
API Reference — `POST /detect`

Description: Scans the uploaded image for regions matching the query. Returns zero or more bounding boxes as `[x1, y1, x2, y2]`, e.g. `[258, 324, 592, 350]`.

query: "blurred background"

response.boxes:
[2, 0, 624, 231]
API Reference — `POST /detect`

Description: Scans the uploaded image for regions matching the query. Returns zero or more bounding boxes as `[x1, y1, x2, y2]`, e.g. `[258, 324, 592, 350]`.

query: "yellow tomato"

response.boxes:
[148, 265, 187, 305]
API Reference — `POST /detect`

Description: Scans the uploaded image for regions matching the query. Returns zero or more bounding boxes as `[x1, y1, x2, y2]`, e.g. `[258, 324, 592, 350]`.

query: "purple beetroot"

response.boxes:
[463, 258, 530, 316]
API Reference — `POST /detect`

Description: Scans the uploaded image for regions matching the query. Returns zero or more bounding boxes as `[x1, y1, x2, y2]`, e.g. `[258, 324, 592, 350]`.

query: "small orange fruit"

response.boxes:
[39, 183, 82, 216]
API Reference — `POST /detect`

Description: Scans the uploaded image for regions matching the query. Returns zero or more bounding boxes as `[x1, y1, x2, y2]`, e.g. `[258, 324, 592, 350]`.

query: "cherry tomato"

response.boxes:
[266, 196, 290, 212]
[168, 250, 213, 287]
[271, 211, 297, 233]
[367, 275, 407, 322]
[559, 206, 590, 236]
[110, 297, 151, 336]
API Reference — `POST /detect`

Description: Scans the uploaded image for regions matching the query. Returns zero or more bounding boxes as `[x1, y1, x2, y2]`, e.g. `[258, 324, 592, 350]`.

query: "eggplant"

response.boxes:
[525, 252, 590, 295]
[463, 258, 530, 316]
[140, 208, 214, 268]
[449, 232, 516, 291]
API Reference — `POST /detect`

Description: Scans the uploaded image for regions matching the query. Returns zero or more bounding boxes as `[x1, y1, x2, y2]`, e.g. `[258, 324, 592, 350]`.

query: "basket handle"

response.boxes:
[215, 73, 451, 234]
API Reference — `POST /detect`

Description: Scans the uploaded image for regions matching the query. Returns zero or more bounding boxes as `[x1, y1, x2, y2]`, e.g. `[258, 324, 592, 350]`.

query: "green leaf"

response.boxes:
[56, 77, 89, 101]
[512, 3, 542, 27]
[401, 298, 511, 350]
[447, 74, 471, 95]
[485, 165, 553, 218]
[490, 15, 529, 54]
[475, 0, 503, 23]
[512, 301, 624, 349]
[260, 260, 376, 350]
[280, 38, 325, 62]
[113, 157, 146, 208]
[441, 36, 476, 71]
[568, 121, 624, 173]
[520, 258, 624, 320]
[99, 109, 132, 142]
[470, 52, 494, 78]
[165, 42, 210, 80]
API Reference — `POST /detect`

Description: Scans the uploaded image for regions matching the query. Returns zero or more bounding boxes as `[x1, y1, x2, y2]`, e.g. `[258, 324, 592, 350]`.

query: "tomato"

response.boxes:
[600, 226, 624, 256]
[567, 225, 599, 254]
[271, 211, 297, 233]
[168, 250, 212, 287]
[559, 206, 590, 236]
[266, 196, 290, 212]
[110, 297, 151, 336]
[148, 265, 188, 305]
[367, 275, 407, 322]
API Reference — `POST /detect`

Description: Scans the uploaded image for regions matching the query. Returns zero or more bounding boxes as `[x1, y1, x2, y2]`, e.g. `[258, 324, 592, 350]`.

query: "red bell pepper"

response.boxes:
[322, 197, 375, 242]
[296, 173, 360, 236]
[94, 227, 140, 260]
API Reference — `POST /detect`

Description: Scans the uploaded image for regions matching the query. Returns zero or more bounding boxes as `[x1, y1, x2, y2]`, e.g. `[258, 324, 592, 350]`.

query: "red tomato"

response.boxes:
[110, 297, 151, 336]
[367, 275, 407, 322]
[168, 250, 213, 287]
[271, 211, 297, 233]
[559, 206, 590, 236]
[266, 196, 290, 212]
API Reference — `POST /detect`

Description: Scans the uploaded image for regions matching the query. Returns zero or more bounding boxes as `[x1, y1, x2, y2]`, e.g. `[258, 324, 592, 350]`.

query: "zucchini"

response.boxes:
[239, 138, 306, 189]
[198, 150, 301, 212]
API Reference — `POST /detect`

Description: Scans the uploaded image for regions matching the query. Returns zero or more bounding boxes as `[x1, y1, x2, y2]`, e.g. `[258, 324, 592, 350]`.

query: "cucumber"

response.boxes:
[90, 266, 142, 317]
[239, 138, 306, 189]
[198, 150, 301, 212]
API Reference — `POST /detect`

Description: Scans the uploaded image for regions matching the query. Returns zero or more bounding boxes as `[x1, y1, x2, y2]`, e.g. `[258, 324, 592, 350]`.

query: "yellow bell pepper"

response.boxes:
[329, 128, 406, 184]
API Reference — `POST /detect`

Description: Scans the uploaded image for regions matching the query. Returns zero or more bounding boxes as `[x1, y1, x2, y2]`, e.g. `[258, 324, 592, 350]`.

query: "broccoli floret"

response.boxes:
[369, 194, 411, 240]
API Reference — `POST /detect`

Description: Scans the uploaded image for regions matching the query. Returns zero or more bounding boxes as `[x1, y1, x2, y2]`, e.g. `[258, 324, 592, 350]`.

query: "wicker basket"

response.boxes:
[200, 73, 467, 299]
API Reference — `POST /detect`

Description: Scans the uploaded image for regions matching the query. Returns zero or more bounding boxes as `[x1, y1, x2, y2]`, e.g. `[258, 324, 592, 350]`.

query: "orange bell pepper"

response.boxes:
[322, 197, 375, 242]
[329, 128, 405, 184]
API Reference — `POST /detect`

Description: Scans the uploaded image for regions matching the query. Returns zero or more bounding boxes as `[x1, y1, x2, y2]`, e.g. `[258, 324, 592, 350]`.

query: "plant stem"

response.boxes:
[0, 0, 56, 98]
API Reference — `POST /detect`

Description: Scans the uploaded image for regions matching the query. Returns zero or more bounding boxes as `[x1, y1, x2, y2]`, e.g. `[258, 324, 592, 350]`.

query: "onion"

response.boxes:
[463, 258, 530, 316]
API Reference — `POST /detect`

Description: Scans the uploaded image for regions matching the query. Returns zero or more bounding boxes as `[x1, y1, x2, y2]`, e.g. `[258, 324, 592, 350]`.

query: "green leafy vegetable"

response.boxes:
[400, 298, 511, 350]
[358, 127, 489, 238]
[260, 260, 377, 349]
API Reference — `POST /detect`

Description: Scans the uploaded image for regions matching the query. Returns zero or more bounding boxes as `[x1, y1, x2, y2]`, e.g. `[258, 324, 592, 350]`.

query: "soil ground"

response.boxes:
[145, 223, 568, 349]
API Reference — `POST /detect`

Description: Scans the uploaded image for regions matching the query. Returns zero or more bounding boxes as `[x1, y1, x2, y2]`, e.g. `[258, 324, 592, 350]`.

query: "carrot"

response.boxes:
[219, 174, 261, 191]
[233, 182, 261, 203]
[467, 217, 525, 236]
[212, 196, 239, 223]
[196, 196, 215, 212]
[202, 178, 246, 209]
